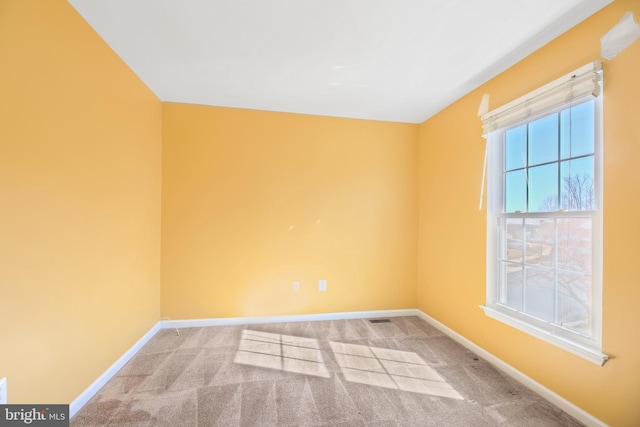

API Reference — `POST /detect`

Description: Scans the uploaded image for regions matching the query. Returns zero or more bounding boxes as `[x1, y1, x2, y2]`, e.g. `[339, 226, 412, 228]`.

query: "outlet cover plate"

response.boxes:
[319, 279, 327, 292]
[0, 377, 7, 404]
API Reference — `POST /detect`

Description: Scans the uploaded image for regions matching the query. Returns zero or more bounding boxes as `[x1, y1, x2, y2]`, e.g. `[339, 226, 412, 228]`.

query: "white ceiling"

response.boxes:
[68, 0, 612, 124]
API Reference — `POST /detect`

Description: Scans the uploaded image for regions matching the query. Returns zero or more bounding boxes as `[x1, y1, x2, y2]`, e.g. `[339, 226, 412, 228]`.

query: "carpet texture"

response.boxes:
[70, 316, 585, 426]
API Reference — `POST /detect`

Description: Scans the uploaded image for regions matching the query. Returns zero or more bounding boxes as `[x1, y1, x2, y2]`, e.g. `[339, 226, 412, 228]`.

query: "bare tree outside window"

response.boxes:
[539, 173, 594, 212]
[562, 173, 594, 211]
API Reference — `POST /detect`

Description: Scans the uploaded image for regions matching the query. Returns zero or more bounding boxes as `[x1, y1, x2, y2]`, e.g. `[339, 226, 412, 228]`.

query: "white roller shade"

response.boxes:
[482, 61, 602, 134]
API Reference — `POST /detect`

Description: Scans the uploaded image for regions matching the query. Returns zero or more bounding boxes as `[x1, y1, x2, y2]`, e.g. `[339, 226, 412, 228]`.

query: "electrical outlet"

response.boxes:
[319, 279, 327, 292]
[293, 280, 300, 291]
[0, 377, 7, 404]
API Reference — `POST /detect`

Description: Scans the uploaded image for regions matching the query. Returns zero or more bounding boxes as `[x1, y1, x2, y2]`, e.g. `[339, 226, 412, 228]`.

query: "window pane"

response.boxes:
[525, 218, 554, 267]
[560, 157, 594, 211]
[503, 218, 524, 262]
[500, 262, 523, 311]
[505, 125, 526, 170]
[529, 114, 558, 166]
[557, 272, 592, 336]
[561, 100, 595, 159]
[499, 218, 525, 312]
[505, 170, 526, 212]
[557, 217, 592, 273]
[529, 163, 558, 212]
[524, 267, 555, 322]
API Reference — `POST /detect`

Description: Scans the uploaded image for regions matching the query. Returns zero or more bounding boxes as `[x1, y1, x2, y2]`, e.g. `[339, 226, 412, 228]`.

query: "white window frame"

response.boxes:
[481, 63, 608, 366]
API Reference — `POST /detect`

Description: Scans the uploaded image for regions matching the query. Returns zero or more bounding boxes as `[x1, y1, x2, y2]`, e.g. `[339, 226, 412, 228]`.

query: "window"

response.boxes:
[481, 62, 607, 365]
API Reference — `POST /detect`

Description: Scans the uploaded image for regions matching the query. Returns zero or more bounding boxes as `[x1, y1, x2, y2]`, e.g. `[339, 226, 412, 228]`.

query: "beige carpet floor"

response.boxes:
[70, 316, 585, 426]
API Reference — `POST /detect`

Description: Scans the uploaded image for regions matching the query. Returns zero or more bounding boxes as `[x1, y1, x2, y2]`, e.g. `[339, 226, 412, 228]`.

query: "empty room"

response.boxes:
[1, 0, 639, 426]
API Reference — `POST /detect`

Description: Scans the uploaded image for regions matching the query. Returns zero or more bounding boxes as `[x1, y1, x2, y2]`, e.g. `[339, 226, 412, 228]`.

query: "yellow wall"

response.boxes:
[162, 103, 418, 319]
[417, 1, 640, 425]
[0, 0, 161, 404]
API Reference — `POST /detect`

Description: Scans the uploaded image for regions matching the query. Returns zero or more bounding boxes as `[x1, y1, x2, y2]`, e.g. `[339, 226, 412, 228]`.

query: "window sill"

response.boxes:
[480, 305, 609, 366]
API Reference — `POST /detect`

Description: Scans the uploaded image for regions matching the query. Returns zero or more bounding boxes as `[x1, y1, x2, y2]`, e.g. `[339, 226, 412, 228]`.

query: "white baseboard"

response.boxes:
[159, 308, 419, 329]
[415, 310, 607, 427]
[69, 321, 161, 418]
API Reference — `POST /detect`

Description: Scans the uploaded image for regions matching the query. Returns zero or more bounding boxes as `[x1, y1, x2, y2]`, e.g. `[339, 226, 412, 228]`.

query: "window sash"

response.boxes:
[501, 98, 597, 214]
[494, 212, 594, 336]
